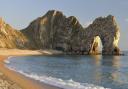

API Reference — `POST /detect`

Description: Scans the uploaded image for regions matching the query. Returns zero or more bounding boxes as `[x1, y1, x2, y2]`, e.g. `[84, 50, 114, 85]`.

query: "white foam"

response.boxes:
[4, 60, 10, 64]
[4, 56, 14, 64]
[6, 66, 110, 89]
[7, 56, 13, 59]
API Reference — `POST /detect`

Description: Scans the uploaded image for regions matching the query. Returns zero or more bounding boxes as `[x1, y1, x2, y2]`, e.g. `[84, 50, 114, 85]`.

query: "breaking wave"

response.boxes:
[5, 65, 110, 89]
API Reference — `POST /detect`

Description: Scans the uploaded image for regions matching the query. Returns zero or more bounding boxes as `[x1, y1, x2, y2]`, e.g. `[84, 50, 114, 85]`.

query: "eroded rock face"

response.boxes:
[0, 17, 29, 49]
[83, 15, 120, 55]
[22, 10, 120, 55]
[0, 10, 120, 55]
[22, 10, 83, 51]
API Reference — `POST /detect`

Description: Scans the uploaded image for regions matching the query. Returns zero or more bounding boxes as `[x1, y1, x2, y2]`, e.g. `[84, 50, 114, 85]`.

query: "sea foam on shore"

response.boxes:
[5, 62, 110, 89]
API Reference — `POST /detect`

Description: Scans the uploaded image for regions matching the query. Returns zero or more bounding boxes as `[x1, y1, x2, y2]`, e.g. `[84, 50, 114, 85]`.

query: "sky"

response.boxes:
[0, 0, 128, 50]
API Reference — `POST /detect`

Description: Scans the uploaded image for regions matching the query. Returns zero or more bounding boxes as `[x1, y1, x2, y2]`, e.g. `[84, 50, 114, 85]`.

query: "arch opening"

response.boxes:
[89, 36, 102, 54]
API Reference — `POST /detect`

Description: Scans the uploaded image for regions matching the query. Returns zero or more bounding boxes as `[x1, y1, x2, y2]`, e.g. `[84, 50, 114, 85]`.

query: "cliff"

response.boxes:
[22, 10, 83, 51]
[0, 10, 120, 55]
[0, 18, 29, 49]
[22, 10, 120, 55]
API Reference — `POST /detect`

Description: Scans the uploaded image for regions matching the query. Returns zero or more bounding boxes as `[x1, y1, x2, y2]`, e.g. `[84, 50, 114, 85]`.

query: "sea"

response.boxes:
[4, 52, 128, 89]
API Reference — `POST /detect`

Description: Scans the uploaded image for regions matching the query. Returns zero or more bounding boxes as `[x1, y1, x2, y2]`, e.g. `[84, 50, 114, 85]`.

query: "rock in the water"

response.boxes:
[83, 15, 120, 55]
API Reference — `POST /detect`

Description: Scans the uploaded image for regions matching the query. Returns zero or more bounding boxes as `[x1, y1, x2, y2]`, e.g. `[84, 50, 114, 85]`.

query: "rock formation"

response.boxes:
[22, 10, 120, 55]
[0, 10, 120, 55]
[22, 10, 83, 51]
[83, 15, 120, 55]
[0, 17, 28, 49]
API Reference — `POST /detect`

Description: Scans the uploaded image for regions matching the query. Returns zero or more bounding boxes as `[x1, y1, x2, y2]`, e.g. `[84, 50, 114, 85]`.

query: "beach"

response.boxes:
[0, 49, 63, 89]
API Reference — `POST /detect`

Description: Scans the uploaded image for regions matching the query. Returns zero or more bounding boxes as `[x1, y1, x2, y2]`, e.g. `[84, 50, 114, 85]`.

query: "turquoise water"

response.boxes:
[5, 54, 128, 89]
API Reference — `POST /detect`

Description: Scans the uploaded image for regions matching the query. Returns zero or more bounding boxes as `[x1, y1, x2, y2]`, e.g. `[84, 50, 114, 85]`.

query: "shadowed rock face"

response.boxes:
[22, 10, 83, 51]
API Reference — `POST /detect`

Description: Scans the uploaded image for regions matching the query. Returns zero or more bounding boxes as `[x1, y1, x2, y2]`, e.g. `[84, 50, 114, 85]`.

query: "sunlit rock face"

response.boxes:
[89, 36, 101, 54]
[0, 17, 29, 49]
[22, 10, 120, 55]
[83, 15, 120, 55]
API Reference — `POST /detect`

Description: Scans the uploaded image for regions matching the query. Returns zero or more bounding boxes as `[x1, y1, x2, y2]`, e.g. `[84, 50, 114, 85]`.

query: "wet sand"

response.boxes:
[0, 49, 63, 89]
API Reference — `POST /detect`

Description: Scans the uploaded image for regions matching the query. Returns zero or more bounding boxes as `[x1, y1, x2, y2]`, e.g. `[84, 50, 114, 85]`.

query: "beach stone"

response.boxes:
[9, 84, 22, 89]
[0, 71, 22, 89]
[0, 72, 3, 76]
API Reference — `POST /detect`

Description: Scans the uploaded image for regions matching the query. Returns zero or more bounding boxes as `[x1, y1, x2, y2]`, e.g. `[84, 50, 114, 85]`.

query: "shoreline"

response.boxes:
[0, 49, 62, 89]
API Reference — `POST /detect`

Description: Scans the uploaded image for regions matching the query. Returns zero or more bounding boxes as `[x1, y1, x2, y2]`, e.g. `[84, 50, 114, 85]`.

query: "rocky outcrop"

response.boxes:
[22, 10, 120, 55]
[0, 10, 120, 55]
[22, 10, 83, 51]
[0, 18, 29, 49]
[83, 15, 120, 55]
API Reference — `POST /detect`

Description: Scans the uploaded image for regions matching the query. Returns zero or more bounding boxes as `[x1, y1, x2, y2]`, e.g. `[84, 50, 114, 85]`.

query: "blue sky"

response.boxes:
[0, 0, 128, 50]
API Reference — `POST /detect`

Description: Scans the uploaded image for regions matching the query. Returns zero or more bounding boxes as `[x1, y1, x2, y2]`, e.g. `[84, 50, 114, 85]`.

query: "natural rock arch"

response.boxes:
[21, 10, 120, 55]
[83, 15, 120, 55]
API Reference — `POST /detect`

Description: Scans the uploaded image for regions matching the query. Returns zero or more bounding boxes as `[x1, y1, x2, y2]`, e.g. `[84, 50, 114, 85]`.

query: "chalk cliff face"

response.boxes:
[0, 18, 28, 48]
[0, 10, 120, 55]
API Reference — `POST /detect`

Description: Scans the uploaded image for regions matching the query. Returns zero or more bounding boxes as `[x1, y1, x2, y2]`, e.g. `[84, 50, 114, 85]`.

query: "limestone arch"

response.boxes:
[84, 15, 120, 55]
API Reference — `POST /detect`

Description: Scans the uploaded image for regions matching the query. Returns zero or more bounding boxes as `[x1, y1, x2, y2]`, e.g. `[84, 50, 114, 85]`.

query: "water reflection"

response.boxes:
[100, 55, 121, 88]
[91, 55, 102, 66]
[90, 55, 102, 84]
[102, 56, 120, 68]
[89, 55, 121, 88]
